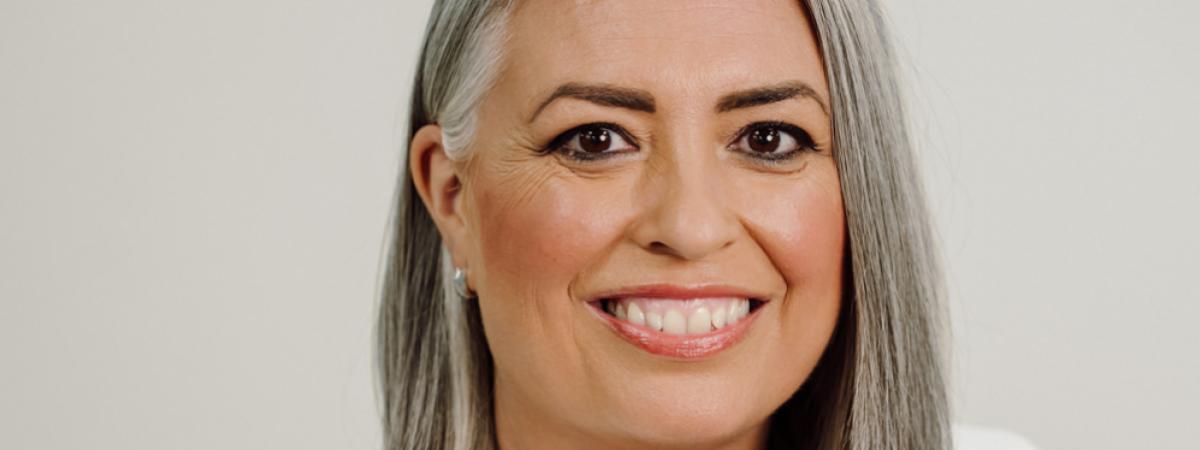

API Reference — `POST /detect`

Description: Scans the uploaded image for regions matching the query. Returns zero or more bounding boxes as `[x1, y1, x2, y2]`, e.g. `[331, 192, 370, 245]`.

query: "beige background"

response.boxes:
[1, 1, 1196, 449]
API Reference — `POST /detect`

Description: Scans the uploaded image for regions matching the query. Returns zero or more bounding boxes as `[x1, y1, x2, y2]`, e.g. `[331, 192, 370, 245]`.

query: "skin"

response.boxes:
[411, 1, 844, 449]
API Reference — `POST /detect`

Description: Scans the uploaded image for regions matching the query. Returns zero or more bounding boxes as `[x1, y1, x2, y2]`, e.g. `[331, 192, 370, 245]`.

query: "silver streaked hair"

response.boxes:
[377, 1, 950, 449]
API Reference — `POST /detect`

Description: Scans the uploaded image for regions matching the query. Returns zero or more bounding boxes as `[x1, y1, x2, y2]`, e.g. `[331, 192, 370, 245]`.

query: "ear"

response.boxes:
[410, 124, 472, 271]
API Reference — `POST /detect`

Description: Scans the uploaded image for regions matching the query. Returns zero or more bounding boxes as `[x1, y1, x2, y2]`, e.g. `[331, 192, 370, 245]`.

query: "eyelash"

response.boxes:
[541, 122, 639, 162]
[540, 121, 818, 163]
[726, 121, 820, 164]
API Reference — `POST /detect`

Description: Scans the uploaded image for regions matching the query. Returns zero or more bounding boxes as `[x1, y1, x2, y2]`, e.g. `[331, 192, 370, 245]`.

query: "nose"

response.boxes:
[629, 153, 739, 261]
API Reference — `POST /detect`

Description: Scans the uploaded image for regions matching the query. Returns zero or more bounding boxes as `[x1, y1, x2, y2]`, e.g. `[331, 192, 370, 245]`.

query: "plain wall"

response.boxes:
[1, 1, 1196, 449]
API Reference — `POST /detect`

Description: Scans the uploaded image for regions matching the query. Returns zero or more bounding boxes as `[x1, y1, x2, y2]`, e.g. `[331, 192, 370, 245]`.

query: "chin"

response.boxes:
[593, 374, 777, 448]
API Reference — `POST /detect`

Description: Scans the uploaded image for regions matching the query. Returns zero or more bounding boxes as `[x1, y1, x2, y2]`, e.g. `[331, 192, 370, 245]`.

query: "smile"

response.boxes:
[586, 285, 767, 360]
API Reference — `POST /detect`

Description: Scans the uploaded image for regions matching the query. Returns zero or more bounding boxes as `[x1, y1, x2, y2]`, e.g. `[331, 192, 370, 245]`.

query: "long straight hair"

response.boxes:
[377, 1, 950, 449]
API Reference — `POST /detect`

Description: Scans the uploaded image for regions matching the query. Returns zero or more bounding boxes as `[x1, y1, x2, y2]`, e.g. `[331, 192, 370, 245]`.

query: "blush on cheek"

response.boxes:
[469, 171, 638, 427]
[743, 176, 846, 291]
[780, 201, 845, 287]
[472, 173, 631, 301]
[482, 186, 573, 273]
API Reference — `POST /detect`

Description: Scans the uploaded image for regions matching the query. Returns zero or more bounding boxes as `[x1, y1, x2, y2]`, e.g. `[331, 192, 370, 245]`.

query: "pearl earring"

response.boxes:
[452, 267, 474, 299]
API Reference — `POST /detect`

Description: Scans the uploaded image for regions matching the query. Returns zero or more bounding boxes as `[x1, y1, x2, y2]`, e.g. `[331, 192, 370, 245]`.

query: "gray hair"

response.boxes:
[377, 1, 950, 449]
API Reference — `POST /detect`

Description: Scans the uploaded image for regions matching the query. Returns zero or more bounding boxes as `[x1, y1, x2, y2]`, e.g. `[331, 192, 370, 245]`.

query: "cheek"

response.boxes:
[770, 174, 845, 293]
[467, 167, 632, 374]
[738, 163, 846, 395]
[473, 174, 628, 296]
[742, 163, 845, 292]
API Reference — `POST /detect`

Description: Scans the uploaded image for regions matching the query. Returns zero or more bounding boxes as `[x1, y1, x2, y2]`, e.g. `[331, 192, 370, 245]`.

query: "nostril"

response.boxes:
[630, 192, 740, 261]
[646, 240, 696, 258]
[644, 237, 735, 261]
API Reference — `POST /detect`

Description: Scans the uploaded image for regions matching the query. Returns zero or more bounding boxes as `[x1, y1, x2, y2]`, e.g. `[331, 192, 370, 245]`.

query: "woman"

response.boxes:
[378, 0, 948, 449]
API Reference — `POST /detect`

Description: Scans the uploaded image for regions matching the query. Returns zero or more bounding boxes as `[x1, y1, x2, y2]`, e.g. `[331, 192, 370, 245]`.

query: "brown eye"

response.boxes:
[546, 123, 638, 162]
[579, 127, 614, 153]
[748, 127, 781, 153]
[730, 122, 817, 162]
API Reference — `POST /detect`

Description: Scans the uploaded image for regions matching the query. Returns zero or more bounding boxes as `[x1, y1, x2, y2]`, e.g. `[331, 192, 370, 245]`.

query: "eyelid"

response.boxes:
[726, 121, 813, 146]
[542, 122, 641, 162]
[544, 123, 635, 151]
[726, 121, 819, 163]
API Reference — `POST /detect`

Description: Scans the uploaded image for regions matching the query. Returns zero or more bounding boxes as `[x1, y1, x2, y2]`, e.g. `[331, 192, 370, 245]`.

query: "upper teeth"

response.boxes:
[605, 298, 751, 335]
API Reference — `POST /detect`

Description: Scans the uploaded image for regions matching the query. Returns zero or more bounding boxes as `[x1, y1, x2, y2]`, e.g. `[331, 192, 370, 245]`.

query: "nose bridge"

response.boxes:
[631, 132, 739, 260]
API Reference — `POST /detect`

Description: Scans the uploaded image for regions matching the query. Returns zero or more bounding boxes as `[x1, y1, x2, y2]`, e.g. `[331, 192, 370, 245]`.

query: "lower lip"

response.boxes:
[588, 301, 762, 359]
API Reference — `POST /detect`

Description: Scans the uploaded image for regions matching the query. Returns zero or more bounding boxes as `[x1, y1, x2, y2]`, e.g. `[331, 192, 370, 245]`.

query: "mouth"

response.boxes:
[585, 285, 768, 360]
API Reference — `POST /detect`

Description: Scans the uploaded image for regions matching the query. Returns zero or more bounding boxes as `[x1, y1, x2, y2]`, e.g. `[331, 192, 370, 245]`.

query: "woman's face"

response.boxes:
[416, 0, 844, 448]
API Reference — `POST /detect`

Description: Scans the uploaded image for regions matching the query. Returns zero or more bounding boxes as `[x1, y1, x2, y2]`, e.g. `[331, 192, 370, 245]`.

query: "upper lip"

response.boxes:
[583, 283, 771, 303]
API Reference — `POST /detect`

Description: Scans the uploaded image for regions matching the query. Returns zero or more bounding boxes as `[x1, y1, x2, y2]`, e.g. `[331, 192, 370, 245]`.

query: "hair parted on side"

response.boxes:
[377, 1, 950, 449]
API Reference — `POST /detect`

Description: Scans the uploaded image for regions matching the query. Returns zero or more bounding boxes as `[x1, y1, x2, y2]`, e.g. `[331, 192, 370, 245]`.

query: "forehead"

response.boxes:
[497, 0, 827, 109]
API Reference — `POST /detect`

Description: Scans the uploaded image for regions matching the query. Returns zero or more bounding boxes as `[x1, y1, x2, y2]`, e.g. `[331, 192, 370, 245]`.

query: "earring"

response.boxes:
[452, 267, 474, 299]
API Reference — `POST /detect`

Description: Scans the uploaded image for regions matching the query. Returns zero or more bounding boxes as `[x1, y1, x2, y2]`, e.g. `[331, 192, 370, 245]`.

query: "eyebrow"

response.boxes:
[529, 83, 656, 122]
[715, 81, 829, 116]
[528, 80, 828, 122]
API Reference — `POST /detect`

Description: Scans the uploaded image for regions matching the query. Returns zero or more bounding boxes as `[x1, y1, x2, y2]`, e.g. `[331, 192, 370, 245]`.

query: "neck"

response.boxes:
[492, 376, 769, 450]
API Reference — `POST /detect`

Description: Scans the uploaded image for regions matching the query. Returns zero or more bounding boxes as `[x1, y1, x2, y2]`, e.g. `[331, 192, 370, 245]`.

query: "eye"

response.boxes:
[728, 121, 818, 162]
[544, 123, 638, 162]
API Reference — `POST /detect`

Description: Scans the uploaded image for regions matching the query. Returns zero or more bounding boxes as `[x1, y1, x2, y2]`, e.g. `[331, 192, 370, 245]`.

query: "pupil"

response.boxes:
[749, 127, 780, 153]
[579, 127, 611, 153]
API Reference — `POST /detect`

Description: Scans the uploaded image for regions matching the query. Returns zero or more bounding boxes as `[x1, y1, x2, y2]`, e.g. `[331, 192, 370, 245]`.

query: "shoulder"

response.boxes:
[953, 424, 1039, 450]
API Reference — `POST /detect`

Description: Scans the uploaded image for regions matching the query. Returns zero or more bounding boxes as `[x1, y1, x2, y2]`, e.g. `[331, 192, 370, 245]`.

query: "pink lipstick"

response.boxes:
[587, 284, 767, 359]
